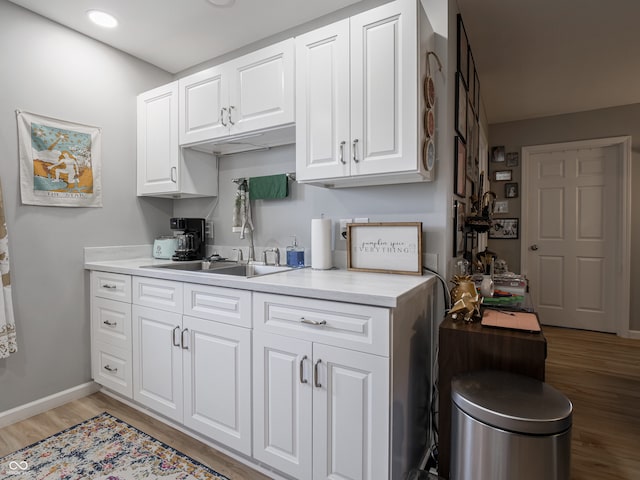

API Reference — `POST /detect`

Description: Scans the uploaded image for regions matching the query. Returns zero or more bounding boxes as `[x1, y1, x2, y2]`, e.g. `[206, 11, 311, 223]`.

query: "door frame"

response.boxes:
[520, 136, 632, 337]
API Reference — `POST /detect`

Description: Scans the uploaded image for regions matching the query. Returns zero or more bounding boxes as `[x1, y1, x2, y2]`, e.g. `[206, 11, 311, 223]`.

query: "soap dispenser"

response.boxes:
[286, 235, 305, 267]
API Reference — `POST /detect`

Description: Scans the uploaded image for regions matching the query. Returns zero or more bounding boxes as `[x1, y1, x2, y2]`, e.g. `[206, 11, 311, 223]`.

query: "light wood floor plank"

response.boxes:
[544, 326, 640, 480]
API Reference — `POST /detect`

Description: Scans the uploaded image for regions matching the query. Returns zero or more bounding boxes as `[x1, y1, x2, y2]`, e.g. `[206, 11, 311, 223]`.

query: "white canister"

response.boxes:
[480, 275, 495, 297]
[311, 218, 332, 269]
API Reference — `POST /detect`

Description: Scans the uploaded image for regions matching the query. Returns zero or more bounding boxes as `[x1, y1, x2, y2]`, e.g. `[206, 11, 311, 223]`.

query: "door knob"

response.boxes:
[530, 244, 539, 251]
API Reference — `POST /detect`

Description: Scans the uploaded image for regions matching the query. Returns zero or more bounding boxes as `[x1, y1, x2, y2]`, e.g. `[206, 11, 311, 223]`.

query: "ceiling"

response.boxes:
[10, 0, 640, 124]
[7, 0, 373, 74]
[458, 0, 640, 123]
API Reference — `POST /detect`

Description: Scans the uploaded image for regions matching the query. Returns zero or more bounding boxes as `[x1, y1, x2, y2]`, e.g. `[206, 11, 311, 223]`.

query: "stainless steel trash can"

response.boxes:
[450, 370, 572, 480]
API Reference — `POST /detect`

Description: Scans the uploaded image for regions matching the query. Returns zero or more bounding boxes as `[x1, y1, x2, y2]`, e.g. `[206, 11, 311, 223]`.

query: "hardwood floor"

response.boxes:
[544, 326, 640, 480]
[1, 326, 638, 480]
[0, 392, 271, 480]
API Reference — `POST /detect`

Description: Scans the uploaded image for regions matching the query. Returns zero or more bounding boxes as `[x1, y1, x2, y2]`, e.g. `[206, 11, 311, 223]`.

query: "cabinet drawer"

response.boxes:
[92, 271, 131, 302]
[253, 293, 389, 356]
[92, 341, 132, 398]
[133, 276, 183, 313]
[184, 283, 252, 328]
[92, 297, 131, 349]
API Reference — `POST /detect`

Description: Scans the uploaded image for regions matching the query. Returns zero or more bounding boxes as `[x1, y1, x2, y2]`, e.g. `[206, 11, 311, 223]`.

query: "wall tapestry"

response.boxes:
[0, 178, 17, 358]
[17, 110, 102, 207]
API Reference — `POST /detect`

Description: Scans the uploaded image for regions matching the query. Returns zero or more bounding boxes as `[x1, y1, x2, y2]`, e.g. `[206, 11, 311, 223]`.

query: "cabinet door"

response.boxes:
[350, 0, 417, 176]
[253, 331, 313, 480]
[132, 305, 183, 422]
[295, 21, 350, 181]
[137, 82, 180, 195]
[312, 344, 390, 480]
[228, 38, 295, 135]
[183, 316, 252, 455]
[179, 66, 229, 145]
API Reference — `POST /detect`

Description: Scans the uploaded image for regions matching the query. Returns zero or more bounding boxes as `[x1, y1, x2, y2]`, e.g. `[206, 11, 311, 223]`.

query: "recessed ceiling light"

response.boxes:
[206, 0, 235, 7]
[87, 10, 118, 28]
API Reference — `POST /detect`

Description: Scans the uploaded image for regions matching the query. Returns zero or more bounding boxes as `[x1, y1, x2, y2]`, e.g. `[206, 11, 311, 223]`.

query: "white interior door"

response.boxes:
[523, 142, 622, 332]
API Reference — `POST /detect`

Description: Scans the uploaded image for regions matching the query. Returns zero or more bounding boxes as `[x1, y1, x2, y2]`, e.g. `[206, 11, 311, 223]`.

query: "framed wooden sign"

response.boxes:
[347, 222, 423, 275]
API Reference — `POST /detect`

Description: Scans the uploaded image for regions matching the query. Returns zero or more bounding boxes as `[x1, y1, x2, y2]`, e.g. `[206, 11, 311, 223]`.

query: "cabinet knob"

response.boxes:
[102, 284, 117, 290]
[104, 365, 117, 373]
[170, 166, 177, 183]
[181, 328, 189, 350]
[530, 244, 539, 251]
[103, 320, 117, 327]
[352, 139, 360, 163]
[221, 107, 228, 127]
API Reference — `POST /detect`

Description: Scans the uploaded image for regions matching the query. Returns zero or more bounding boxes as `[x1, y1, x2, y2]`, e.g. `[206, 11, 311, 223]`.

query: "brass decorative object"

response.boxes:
[449, 275, 481, 322]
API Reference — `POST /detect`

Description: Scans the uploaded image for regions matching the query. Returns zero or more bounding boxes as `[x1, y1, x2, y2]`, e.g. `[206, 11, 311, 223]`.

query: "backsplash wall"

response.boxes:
[173, 144, 447, 269]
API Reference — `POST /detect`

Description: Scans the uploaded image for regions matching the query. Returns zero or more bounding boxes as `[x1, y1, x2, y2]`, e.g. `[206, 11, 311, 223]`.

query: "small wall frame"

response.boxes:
[347, 222, 423, 275]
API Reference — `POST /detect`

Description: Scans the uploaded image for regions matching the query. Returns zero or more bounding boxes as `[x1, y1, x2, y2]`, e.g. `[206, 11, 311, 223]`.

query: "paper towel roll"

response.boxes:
[311, 218, 332, 269]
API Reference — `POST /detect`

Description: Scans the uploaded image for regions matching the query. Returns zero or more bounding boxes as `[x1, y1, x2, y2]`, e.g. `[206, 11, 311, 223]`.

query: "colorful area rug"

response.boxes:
[0, 412, 229, 479]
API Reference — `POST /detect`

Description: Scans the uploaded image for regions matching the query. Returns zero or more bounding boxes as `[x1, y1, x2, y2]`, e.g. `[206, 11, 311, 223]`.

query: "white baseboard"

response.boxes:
[0, 382, 100, 428]
[624, 329, 640, 339]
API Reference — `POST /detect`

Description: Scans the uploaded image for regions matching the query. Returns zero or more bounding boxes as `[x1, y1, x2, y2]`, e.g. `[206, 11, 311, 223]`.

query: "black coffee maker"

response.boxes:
[170, 218, 205, 261]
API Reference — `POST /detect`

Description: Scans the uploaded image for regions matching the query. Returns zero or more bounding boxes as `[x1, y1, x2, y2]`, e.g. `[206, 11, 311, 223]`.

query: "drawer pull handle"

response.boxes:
[181, 328, 189, 350]
[300, 317, 327, 326]
[103, 284, 117, 290]
[314, 359, 322, 388]
[299, 355, 308, 384]
[172, 326, 181, 347]
[103, 320, 117, 327]
[104, 365, 117, 373]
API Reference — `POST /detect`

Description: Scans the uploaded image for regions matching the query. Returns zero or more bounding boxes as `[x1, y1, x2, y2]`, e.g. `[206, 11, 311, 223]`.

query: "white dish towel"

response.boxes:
[232, 180, 253, 238]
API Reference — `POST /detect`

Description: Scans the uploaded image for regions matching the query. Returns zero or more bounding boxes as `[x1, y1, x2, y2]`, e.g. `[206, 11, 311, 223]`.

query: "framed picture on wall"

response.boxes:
[505, 182, 519, 198]
[454, 136, 466, 197]
[489, 218, 519, 239]
[506, 152, 519, 167]
[491, 145, 505, 163]
[457, 15, 469, 85]
[474, 69, 480, 115]
[455, 73, 467, 141]
[468, 50, 476, 115]
[453, 200, 466, 255]
[494, 169, 512, 181]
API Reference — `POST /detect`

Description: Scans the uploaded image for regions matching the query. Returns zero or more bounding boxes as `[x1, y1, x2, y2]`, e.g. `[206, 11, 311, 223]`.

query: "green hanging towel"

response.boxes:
[249, 174, 289, 200]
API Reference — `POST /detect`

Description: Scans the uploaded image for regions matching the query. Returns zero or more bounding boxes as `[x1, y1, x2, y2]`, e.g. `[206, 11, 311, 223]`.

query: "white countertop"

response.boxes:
[84, 255, 435, 308]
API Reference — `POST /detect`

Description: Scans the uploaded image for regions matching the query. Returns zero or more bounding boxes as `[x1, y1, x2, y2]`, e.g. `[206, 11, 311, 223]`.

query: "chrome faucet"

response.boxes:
[262, 248, 280, 266]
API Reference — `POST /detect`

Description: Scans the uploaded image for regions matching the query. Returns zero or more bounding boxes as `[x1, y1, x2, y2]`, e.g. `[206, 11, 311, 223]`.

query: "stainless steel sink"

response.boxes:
[142, 261, 293, 278]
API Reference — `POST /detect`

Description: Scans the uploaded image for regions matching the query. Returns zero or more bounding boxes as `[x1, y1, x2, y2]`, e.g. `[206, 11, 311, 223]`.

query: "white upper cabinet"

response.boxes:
[296, 0, 429, 187]
[137, 83, 180, 196]
[137, 82, 218, 198]
[179, 38, 295, 146]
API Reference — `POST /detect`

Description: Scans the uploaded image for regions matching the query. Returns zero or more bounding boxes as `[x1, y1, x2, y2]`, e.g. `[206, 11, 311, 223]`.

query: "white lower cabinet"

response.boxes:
[132, 304, 183, 421]
[131, 279, 252, 456]
[253, 293, 391, 480]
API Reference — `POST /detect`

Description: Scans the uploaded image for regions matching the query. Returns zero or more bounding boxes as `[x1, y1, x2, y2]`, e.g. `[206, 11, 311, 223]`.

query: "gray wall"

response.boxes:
[174, 145, 448, 268]
[0, 1, 173, 411]
[488, 103, 640, 331]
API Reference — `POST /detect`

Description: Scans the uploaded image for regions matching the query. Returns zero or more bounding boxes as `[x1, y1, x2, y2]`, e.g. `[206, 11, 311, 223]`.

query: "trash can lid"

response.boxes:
[451, 370, 573, 435]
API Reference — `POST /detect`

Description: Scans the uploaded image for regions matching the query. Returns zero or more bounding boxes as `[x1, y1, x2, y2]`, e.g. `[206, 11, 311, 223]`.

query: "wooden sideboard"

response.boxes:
[437, 314, 547, 479]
